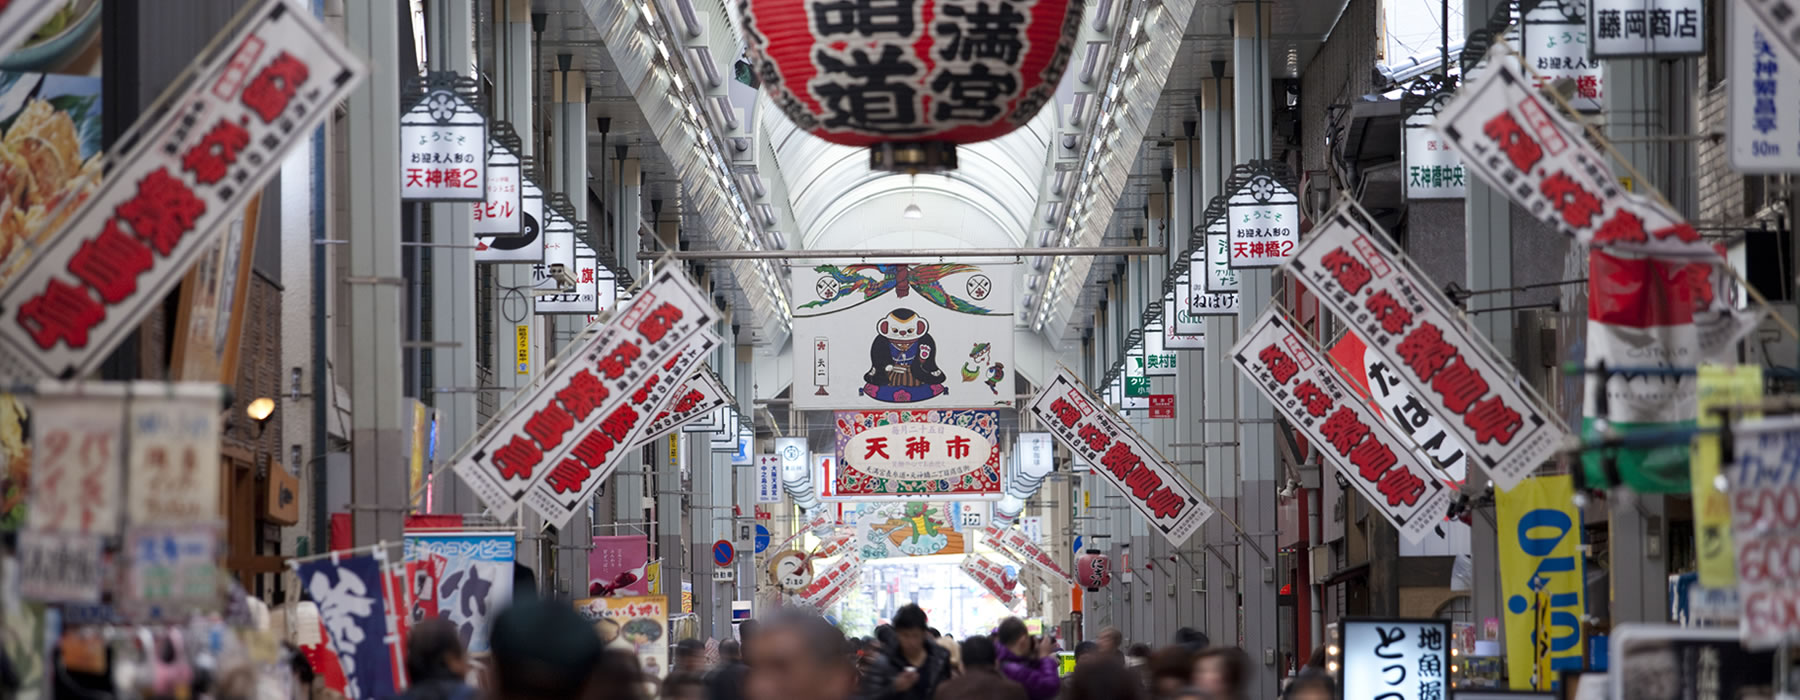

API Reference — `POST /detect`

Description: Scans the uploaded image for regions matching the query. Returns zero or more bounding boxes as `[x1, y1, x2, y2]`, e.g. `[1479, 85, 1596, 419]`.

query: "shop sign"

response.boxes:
[984, 523, 1074, 585]
[127, 383, 223, 524]
[525, 332, 718, 526]
[791, 261, 1014, 409]
[1727, 416, 1800, 649]
[1142, 323, 1177, 375]
[1149, 394, 1175, 419]
[477, 172, 542, 262]
[16, 531, 103, 604]
[1339, 618, 1452, 700]
[588, 536, 651, 597]
[1165, 290, 1206, 348]
[403, 531, 516, 653]
[961, 554, 1020, 606]
[631, 367, 730, 445]
[1193, 214, 1241, 315]
[1330, 332, 1469, 486]
[125, 523, 223, 623]
[1737, 0, 1800, 70]
[777, 436, 823, 511]
[712, 410, 741, 450]
[1496, 475, 1585, 689]
[1729, 0, 1800, 174]
[1029, 368, 1213, 546]
[1405, 120, 1467, 200]
[1018, 432, 1053, 480]
[471, 132, 522, 236]
[0, 3, 366, 379]
[26, 384, 127, 535]
[1694, 366, 1762, 588]
[1235, 308, 1453, 544]
[1226, 174, 1299, 269]
[1284, 202, 1567, 491]
[452, 268, 720, 522]
[400, 82, 485, 201]
[1521, 19, 1604, 112]
[831, 409, 1002, 499]
[1435, 43, 1716, 260]
[574, 596, 667, 678]
[536, 209, 597, 315]
[293, 550, 398, 700]
[1608, 625, 1778, 700]
[1590, 0, 1705, 56]
[749, 453, 781, 502]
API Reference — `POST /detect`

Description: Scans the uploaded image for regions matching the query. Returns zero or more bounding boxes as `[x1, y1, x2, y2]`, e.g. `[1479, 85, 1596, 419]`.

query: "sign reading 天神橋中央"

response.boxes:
[0, 0, 366, 379]
[1282, 201, 1567, 492]
[1234, 307, 1454, 544]
[400, 74, 485, 201]
[1495, 475, 1586, 690]
[1588, 0, 1705, 56]
[1405, 99, 1467, 200]
[451, 268, 721, 524]
[791, 261, 1014, 409]
[1726, 416, 1800, 650]
[1225, 167, 1299, 269]
[960, 554, 1020, 606]
[403, 531, 515, 654]
[1190, 205, 1241, 316]
[1027, 369, 1213, 546]
[1729, 0, 1800, 173]
[832, 409, 1002, 499]
[1338, 618, 1452, 700]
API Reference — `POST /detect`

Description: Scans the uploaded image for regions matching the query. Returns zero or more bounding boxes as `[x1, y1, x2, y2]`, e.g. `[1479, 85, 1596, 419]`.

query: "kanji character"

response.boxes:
[444, 169, 464, 188]
[1576, 75, 1599, 99]
[556, 370, 609, 420]
[1124, 464, 1163, 500]
[865, 436, 891, 459]
[1465, 396, 1523, 445]
[1320, 406, 1370, 457]
[1259, 344, 1301, 385]
[68, 221, 153, 303]
[945, 435, 971, 459]
[1419, 681, 1443, 700]
[407, 168, 424, 187]
[599, 404, 637, 442]
[935, 1, 1026, 63]
[1482, 111, 1543, 173]
[1430, 357, 1489, 414]
[1378, 466, 1426, 506]
[1418, 626, 1444, 650]
[638, 303, 685, 343]
[1592, 208, 1647, 245]
[812, 46, 926, 134]
[1365, 289, 1414, 335]
[569, 430, 615, 468]
[1396, 323, 1456, 382]
[1350, 437, 1397, 482]
[523, 404, 574, 451]
[181, 118, 250, 185]
[1418, 651, 1442, 677]
[545, 458, 590, 494]
[812, 0, 916, 37]
[1541, 171, 1603, 230]
[242, 52, 310, 123]
[1078, 424, 1111, 453]
[491, 434, 541, 480]
[117, 168, 206, 256]
[1596, 9, 1620, 38]
[1049, 398, 1081, 428]
[1322, 247, 1373, 294]
[1294, 380, 1333, 418]
[905, 436, 931, 459]
[597, 340, 642, 379]
[17, 279, 104, 350]
[1100, 441, 1140, 480]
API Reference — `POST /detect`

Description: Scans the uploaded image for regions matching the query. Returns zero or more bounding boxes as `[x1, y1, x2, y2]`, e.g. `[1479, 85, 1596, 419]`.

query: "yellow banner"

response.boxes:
[1693, 365, 1761, 588]
[1496, 474, 1584, 690]
[514, 324, 530, 374]
[408, 400, 427, 504]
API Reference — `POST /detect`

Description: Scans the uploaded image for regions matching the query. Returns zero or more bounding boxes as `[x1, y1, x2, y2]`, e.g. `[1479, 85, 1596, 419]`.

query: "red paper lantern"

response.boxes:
[741, 0, 1085, 171]
[1076, 549, 1111, 591]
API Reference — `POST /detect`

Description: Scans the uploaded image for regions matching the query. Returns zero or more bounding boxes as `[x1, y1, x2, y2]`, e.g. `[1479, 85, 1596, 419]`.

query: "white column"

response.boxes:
[426, 0, 481, 516]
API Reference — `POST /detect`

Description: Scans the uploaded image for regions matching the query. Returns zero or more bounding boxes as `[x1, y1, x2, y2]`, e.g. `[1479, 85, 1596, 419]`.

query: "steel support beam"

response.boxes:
[666, 245, 1169, 260]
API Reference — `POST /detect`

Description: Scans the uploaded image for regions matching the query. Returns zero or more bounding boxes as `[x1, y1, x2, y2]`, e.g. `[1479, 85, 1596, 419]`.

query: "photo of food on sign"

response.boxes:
[832, 409, 1003, 498]
[0, 71, 102, 289]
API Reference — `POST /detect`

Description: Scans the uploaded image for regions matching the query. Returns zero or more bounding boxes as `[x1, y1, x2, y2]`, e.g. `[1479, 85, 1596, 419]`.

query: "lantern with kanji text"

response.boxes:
[741, 0, 1085, 173]
[1075, 549, 1110, 591]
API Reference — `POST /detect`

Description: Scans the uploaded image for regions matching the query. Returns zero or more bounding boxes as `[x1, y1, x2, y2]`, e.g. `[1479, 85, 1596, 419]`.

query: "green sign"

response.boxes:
[1125, 376, 1150, 397]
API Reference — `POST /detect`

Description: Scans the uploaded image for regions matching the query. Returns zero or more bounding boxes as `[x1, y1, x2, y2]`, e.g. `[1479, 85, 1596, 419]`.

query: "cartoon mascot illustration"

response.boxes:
[862, 307, 948, 403]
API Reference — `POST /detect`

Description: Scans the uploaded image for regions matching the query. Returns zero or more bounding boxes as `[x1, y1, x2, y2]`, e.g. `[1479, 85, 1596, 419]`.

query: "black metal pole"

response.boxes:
[311, 123, 329, 553]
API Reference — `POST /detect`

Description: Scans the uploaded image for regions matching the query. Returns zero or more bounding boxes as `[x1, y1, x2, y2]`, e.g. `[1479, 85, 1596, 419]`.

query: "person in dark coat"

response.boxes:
[707, 639, 748, 700]
[397, 617, 478, 700]
[859, 604, 952, 700]
[931, 635, 1024, 700]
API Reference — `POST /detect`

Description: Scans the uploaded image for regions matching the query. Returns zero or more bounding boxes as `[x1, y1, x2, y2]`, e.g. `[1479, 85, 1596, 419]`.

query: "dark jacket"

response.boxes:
[933, 668, 1027, 700]
[707, 661, 749, 700]
[996, 645, 1061, 700]
[860, 639, 953, 700]
[394, 671, 478, 700]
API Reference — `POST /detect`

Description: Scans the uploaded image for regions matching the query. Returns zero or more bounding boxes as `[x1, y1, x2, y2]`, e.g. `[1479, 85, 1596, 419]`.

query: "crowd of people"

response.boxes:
[383, 599, 1339, 700]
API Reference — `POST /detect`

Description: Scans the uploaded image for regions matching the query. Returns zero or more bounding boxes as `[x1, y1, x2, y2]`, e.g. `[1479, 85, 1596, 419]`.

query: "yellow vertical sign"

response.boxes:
[408, 400, 427, 505]
[1496, 475, 1584, 690]
[1693, 365, 1762, 587]
[514, 324, 530, 374]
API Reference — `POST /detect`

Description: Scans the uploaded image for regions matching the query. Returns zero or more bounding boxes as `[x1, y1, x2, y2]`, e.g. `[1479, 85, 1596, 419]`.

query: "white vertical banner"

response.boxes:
[1729, 0, 1800, 174]
[1727, 416, 1800, 649]
[400, 84, 486, 201]
[756, 454, 783, 504]
[126, 382, 222, 525]
[27, 384, 127, 535]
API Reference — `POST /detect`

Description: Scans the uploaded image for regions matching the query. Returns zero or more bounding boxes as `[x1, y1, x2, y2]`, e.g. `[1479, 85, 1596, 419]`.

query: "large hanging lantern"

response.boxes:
[742, 0, 1085, 172]
[1075, 549, 1111, 591]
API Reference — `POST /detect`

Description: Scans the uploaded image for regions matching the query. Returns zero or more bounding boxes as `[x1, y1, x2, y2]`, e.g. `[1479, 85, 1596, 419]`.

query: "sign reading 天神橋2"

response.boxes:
[1027, 368, 1213, 546]
[1225, 165, 1300, 269]
[1233, 307, 1454, 544]
[1282, 200, 1566, 492]
[792, 261, 1014, 410]
[451, 268, 721, 523]
[399, 73, 486, 201]
[831, 409, 1002, 499]
[0, 0, 366, 379]
[1338, 618, 1452, 700]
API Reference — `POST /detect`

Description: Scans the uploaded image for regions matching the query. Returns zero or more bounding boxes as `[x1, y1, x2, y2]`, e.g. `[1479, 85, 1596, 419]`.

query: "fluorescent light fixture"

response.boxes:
[903, 203, 923, 219]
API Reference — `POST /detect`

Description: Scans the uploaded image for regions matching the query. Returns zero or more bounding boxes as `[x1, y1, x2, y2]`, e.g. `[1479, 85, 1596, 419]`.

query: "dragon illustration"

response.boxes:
[800, 263, 998, 315]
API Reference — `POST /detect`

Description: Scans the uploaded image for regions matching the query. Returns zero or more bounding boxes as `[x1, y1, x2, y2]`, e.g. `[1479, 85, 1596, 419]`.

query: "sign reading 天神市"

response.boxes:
[1727, 416, 1800, 650]
[0, 0, 367, 379]
[1234, 308, 1454, 543]
[1729, 0, 1800, 173]
[1338, 618, 1452, 700]
[791, 261, 1014, 409]
[832, 409, 1003, 499]
[1225, 171, 1299, 269]
[1589, 0, 1705, 56]
[960, 554, 1020, 606]
[400, 79, 485, 201]
[451, 268, 720, 522]
[1282, 201, 1566, 491]
[1027, 368, 1212, 546]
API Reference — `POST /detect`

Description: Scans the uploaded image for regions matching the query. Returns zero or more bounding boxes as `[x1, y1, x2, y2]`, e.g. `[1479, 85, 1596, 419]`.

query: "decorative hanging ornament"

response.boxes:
[741, 0, 1085, 173]
[1075, 549, 1110, 591]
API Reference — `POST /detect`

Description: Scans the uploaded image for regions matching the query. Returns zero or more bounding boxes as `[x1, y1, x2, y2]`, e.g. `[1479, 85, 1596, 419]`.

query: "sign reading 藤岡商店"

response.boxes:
[1589, 0, 1705, 57]
[832, 409, 1002, 499]
[791, 261, 1013, 410]
[0, 0, 367, 379]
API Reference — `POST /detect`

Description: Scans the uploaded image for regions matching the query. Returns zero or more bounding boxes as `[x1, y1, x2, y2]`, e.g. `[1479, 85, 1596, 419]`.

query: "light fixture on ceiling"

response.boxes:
[903, 184, 923, 219]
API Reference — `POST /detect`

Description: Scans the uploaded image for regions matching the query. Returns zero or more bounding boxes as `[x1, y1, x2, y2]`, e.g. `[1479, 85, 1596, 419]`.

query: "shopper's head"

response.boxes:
[1098, 627, 1124, 653]
[1063, 658, 1144, 700]
[1282, 669, 1336, 700]
[745, 612, 856, 700]
[892, 603, 929, 655]
[996, 617, 1031, 655]
[720, 639, 743, 663]
[675, 638, 707, 673]
[1148, 646, 1197, 699]
[1073, 640, 1100, 664]
[404, 617, 469, 682]
[960, 634, 999, 670]
[1192, 647, 1250, 699]
[490, 598, 605, 700]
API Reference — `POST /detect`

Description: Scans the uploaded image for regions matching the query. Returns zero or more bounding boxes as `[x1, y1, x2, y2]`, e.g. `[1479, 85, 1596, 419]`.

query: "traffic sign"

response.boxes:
[713, 539, 736, 567]
[754, 524, 771, 553]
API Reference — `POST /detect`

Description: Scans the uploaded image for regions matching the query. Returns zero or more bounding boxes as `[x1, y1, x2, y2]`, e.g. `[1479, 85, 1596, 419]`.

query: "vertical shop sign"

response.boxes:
[125, 523, 224, 622]
[1405, 116, 1467, 200]
[471, 124, 523, 237]
[1339, 618, 1452, 700]
[126, 383, 222, 524]
[1225, 171, 1300, 269]
[514, 324, 529, 374]
[1737, 0, 1800, 65]
[631, 368, 730, 443]
[756, 454, 783, 504]
[404, 552, 448, 625]
[1194, 211, 1241, 314]
[399, 77, 485, 201]
[1284, 202, 1566, 491]
[26, 385, 126, 535]
[1026, 370, 1214, 545]
[1165, 290, 1205, 348]
[1522, 15, 1604, 112]
[1590, 0, 1705, 56]
[1234, 308, 1454, 543]
[403, 531, 516, 653]
[1694, 366, 1762, 588]
[1496, 475, 1585, 689]
[1727, 416, 1800, 649]
[1143, 321, 1176, 376]
[0, 0, 367, 379]
[476, 167, 543, 262]
[1729, 0, 1800, 173]
[293, 551, 398, 700]
[1148, 394, 1175, 419]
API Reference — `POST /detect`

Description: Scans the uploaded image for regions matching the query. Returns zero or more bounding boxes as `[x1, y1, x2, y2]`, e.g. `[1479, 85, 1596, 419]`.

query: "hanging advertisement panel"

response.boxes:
[1496, 475, 1586, 690]
[1284, 202, 1566, 491]
[1735, 0, 1800, 70]
[831, 409, 1003, 499]
[960, 554, 1020, 606]
[1726, 416, 1800, 649]
[0, 1, 366, 379]
[1693, 366, 1761, 588]
[1165, 292, 1205, 348]
[984, 523, 1074, 584]
[633, 368, 730, 447]
[470, 130, 522, 236]
[1520, 18, 1603, 112]
[1026, 369, 1212, 546]
[1225, 186, 1299, 269]
[25, 384, 126, 536]
[1234, 308, 1453, 544]
[123, 523, 223, 622]
[399, 85, 485, 201]
[402, 531, 516, 654]
[1193, 214, 1240, 315]
[126, 382, 222, 525]
[1589, 0, 1705, 56]
[1404, 119, 1467, 200]
[790, 261, 1014, 409]
[575, 596, 669, 678]
[1141, 322, 1176, 376]
[1729, 0, 1800, 173]
[1339, 618, 1452, 700]
[476, 173, 542, 262]
[847, 501, 978, 558]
